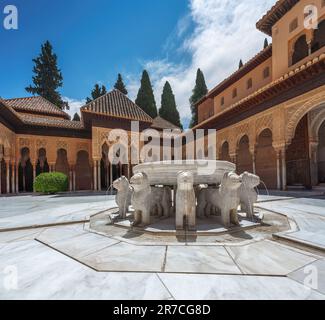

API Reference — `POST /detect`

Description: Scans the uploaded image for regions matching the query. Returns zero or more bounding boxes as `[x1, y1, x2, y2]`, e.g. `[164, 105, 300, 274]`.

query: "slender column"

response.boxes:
[69, 167, 73, 191]
[73, 166, 76, 191]
[281, 148, 287, 191]
[110, 163, 113, 189]
[93, 161, 97, 191]
[97, 161, 101, 191]
[11, 163, 15, 194]
[15, 164, 19, 193]
[6, 161, 10, 194]
[276, 151, 281, 190]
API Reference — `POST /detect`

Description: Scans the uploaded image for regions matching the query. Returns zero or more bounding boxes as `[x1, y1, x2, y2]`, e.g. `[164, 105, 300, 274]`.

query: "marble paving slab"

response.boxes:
[288, 259, 325, 295]
[0, 195, 115, 230]
[36, 225, 87, 244]
[165, 246, 242, 274]
[39, 232, 120, 260]
[0, 240, 171, 300]
[80, 242, 167, 272]
[158, 273, 325, 300]
[226, 240, 317, 275]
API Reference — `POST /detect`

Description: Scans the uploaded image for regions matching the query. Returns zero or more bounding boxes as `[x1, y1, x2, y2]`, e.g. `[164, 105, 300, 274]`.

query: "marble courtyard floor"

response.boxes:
[0, 192, 325, 300]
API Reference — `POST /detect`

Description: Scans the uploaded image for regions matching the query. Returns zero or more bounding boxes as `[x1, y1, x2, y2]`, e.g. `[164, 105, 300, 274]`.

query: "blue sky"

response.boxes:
[1, 0, 274, 127]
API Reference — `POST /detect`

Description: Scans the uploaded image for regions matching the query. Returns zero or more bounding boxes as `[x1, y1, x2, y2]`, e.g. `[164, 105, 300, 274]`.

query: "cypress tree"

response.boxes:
[264, 38, 269, 49]
[86, 84, 107, 103]
[135, 70, 157, 118]
[239, 59, 244, 69]
[159, 81, 182, 129]
[189, 68, 208, 128]
[26, 40, 69, 110]
[73, 113, 80, 121]
[114, 73, 128, 95]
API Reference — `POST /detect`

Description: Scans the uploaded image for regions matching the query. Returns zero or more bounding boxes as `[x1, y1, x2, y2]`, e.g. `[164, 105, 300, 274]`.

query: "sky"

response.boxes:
[0, 0, 275, 128]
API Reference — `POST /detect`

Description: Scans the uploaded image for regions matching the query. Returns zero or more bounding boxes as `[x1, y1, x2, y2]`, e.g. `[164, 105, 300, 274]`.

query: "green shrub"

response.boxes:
[34, 172, 69, 194]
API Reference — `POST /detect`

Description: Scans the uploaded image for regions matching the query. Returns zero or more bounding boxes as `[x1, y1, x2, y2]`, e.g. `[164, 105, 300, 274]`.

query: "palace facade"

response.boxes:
[194, 0, 325, 190]
[0, 90, 180, 194]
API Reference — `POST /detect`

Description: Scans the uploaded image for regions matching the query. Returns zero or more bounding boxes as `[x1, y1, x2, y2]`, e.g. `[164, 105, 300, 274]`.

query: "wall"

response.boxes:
[272, 0, 325, 79]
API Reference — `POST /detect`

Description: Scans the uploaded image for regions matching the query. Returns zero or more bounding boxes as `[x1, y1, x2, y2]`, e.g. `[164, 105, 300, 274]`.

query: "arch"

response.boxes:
[286, 115, 311, 188]
[291, 34, 309, 65]
[236, 135, 253, 174]
[318, 120, 325, 183]
[255, 129, 277, 189]
[55, 149, 69, 177]
[286, 96, 325, 144]
[311, 20, 325, 53]
[75, 150, 92, 190]
[36, 148, 49, 176]
[220, 141, 231, 162]
[18, 147, 33, 192]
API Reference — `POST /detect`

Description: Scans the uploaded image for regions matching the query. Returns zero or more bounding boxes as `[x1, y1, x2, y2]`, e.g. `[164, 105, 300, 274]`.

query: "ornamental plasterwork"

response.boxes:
[19, 138, 30, 147]
[57, 141, 68, 150]
[36, 139, 47, 148]
[255, 114, 273, 137]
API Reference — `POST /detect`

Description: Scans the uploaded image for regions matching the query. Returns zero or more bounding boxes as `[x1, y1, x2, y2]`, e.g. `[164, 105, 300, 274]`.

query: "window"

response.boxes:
[263, 67, 270, 79]
[289, 18, 298, 32]
[232, 88, 237, 98]
[291, 35, 309, 65]
[247, 78, 253, 89]
[221, 97, 225, 106]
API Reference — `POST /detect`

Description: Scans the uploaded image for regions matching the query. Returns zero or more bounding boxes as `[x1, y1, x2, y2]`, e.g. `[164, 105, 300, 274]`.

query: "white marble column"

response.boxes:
[15, 164, 19, 193]
[11, 163, 15, 194]
[276, 151, 281, 190]
[97, 161, 101, 191]
[281, 148, 287, 191]
[73, 166, 76, 191]
[93, 162, 97, 191]
[6, 161, 10, 193]
[69, 168, 73, 191]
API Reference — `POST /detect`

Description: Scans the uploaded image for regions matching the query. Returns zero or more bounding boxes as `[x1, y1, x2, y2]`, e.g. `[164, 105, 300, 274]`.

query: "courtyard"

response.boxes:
[0, 191, 325, 300]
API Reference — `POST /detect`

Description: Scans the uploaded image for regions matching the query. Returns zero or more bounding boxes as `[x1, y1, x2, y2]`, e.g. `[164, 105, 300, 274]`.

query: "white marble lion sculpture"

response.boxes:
[238, 172, 260, 219]
[176, 171, 196, 231]
[113, 176, 132, 219]
[197, 172, 242, 227]
[130, 172, 171, 226]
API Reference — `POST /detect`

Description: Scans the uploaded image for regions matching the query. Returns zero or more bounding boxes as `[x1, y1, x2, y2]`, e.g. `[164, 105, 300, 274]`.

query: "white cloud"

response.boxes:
[63, 97, 86, 118]
[128, 0, 274, 127]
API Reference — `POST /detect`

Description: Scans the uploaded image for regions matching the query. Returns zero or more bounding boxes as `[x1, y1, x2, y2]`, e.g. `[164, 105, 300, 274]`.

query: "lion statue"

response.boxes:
[197, 172, 242, 227]
[113, 176, 132, 219]
[238, 172, 260, 219]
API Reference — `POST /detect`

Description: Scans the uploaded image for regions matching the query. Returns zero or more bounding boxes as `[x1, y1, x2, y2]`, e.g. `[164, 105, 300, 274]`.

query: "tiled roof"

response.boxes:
[256, 0, 300, 36]
[4, 96, 70, 119]
[197, 45, 272, 106]
[81, 89, 153, 123]
[19, 114, 85, 130]
[151, 116, 181, 130]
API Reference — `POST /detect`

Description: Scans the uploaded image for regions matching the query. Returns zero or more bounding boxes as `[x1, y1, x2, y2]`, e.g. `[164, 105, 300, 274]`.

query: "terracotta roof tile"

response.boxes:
[4, 96, 70, 119]
[81, 89, 153, 123]
[151, 116, 181, 130]
[256, 0, 300, 36]
[19, 114, 85, 130]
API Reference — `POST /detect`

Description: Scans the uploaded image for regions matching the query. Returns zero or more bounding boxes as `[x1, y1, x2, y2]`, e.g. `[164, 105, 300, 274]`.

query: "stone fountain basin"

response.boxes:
[133, 160, 236, 186]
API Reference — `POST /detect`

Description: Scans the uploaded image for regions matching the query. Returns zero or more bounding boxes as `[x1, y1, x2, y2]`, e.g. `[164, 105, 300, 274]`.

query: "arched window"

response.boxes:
[291, 35, 309, 65]
[311, 20, 325, 53]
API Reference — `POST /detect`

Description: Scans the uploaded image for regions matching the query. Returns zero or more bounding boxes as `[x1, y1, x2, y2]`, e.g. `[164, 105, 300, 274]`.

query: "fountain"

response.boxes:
[108, 160, 263, 235]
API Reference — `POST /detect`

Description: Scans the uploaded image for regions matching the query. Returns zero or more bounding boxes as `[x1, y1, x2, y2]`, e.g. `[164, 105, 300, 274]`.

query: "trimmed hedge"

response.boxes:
[34, 172, 69, 194]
